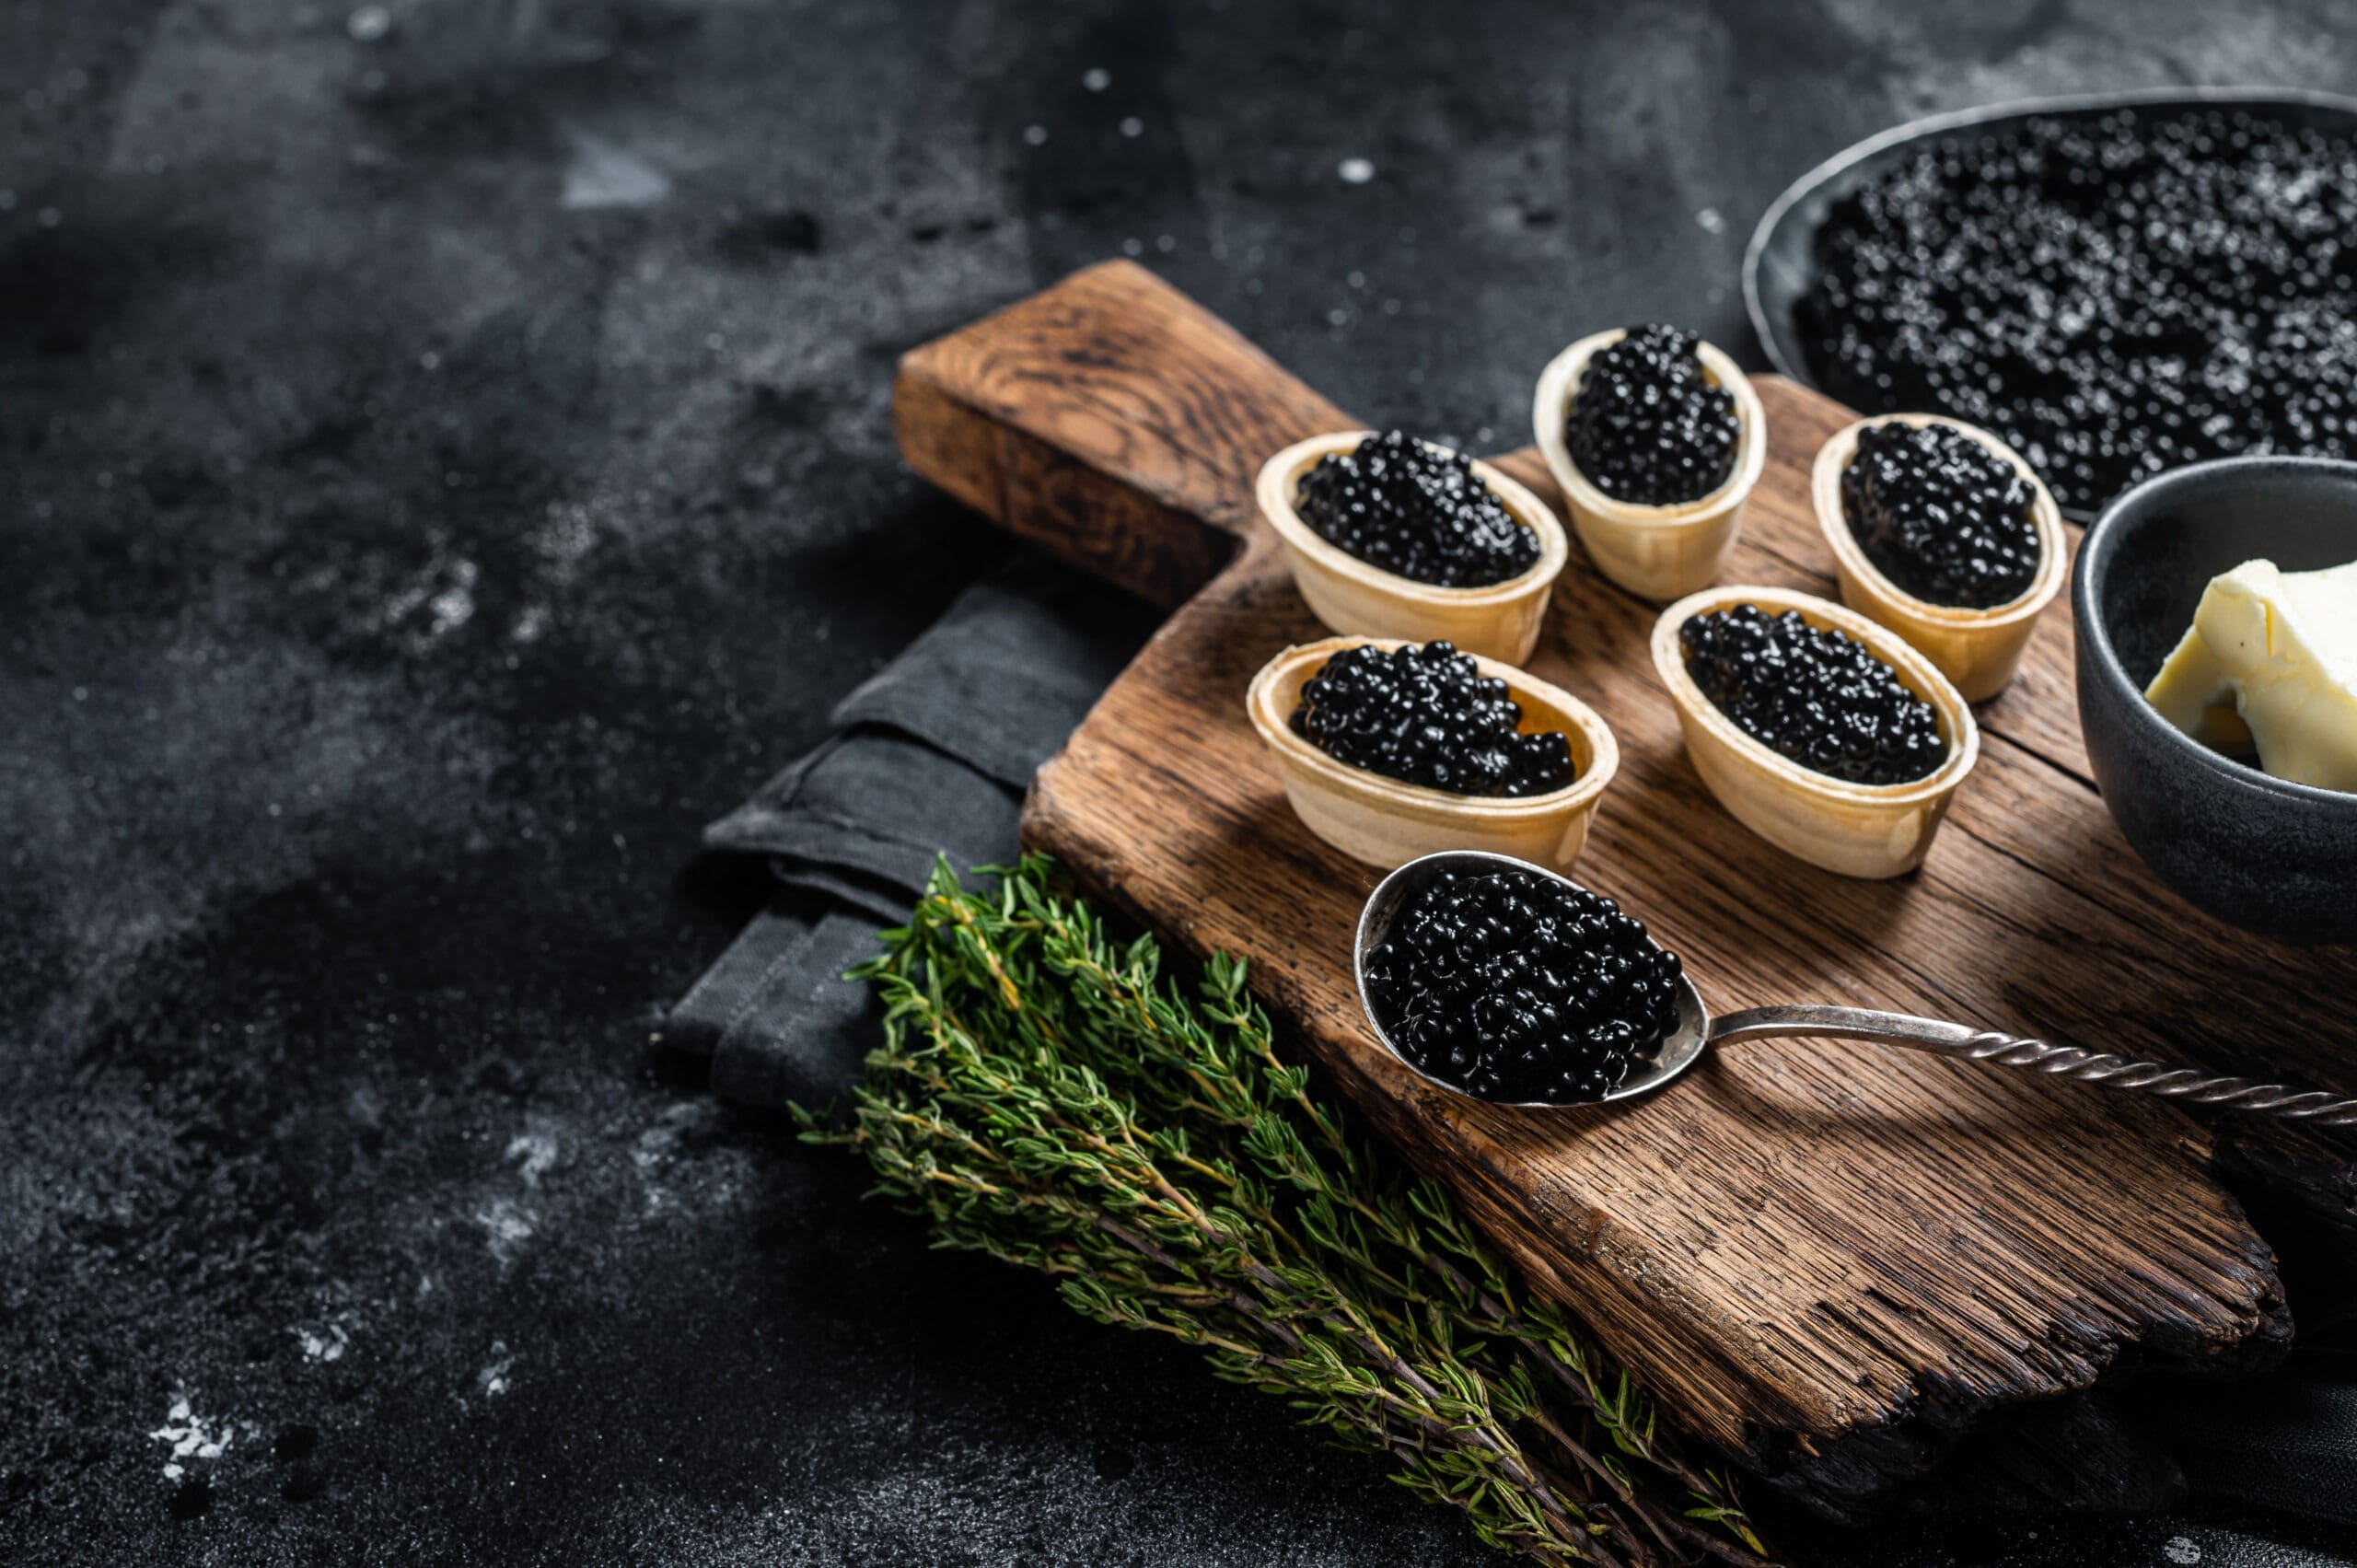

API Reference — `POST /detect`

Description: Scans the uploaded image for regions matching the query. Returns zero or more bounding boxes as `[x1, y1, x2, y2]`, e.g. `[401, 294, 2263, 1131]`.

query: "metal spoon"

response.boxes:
[1353, 850, 2357, 1127]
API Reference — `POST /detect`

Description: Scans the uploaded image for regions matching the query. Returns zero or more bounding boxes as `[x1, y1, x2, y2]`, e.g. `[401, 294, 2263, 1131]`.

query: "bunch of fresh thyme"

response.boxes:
[805, 855, 1773, 1568]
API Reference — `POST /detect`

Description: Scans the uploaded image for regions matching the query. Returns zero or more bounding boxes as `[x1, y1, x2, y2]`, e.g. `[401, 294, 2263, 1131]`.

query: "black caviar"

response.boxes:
[1294, 429, 1538, 587]
[1291, 641, 1574, 797]
[1363, 867, 1682, 1104]
[1802, 108, 2357, 513]
[1566, 323, 1740, 506]
[1679, 605, 1945, 785]
[1840, 422, 2040, 609]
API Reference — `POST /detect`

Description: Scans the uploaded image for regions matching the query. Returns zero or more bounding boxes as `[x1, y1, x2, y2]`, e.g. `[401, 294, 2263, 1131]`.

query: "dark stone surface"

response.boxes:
[5, 1, 2355, 1562]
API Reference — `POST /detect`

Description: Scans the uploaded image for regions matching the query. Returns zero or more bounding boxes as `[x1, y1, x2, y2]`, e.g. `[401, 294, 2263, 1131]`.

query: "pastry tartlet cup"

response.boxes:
[1811, 413, 2067, 703]
[1533, 330, 1768, 601]
[1650, 587, 1980, 879]
[1247, 636, 1619, 872]
[1256, 433, 1570, 667]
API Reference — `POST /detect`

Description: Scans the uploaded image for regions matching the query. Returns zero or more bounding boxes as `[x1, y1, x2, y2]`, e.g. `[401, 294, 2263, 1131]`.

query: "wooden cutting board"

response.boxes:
[893, 261, 2357, 1518]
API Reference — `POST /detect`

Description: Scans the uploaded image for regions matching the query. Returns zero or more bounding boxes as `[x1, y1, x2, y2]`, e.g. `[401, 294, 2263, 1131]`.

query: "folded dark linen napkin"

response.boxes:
[666, 551, 1150, 1108]
[672, 541, 2357, 1527]
[2154, 1350, 2357, 1524]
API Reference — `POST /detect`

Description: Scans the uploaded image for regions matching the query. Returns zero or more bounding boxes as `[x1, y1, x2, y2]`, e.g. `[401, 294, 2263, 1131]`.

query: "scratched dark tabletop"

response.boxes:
[6, 1, 2354, 1563]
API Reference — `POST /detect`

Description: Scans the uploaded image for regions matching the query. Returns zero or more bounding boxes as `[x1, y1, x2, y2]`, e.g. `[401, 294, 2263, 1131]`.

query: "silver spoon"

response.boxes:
[1354, 850, 2357, 1127]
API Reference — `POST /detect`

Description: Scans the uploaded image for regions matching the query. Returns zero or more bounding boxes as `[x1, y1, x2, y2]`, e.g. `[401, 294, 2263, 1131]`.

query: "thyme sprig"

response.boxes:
[805, 855, 1772, 1567]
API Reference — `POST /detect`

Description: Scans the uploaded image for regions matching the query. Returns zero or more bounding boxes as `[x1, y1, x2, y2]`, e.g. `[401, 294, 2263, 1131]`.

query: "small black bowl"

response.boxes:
[2074, 458, 2357, 944]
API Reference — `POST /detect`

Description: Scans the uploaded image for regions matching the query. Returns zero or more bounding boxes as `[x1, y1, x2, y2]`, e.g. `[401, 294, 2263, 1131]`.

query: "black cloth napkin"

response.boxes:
[665, 552, 1149, 1109]
[670, 543, 2356, 1527]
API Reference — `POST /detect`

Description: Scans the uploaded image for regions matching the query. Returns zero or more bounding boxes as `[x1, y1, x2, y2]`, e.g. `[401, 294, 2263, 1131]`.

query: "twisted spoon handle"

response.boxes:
[1712, 1005, 2357, 1130]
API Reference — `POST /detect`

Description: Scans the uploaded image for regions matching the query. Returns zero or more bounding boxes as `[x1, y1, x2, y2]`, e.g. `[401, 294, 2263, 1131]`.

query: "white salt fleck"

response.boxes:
[149, 1391, 233, 1480]
[560, 134, 671, 212]
[1022, 124, 1048, 146]
[347, 5, 391, 42]
[1119, 116, 1144, 138]
[1337, 157, 1376, 185]
[1120, 237, 1144, 257]
[474, 1197, 537, 1265]
[1082, 68, 1110, 92]
[2163, 1539, 2200, 1566]
[1696, 205, 1726, 234]
[478, 1343, 516, 1398]
[293, 1321, 350, 1362]
[505, 1129, 559, 1187]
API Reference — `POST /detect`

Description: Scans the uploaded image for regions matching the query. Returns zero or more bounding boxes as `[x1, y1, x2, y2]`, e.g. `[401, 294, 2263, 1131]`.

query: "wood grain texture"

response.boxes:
[894, 261, 2357, 1517]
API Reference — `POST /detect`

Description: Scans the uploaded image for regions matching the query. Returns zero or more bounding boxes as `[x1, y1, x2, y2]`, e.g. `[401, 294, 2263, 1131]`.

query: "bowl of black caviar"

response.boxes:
[1747, 90, 2357, 520]
[1257, 429, 1570, 666]
[1355, 853, 1696, 1107]
[1651, 587, 1979, 878]
[1811, 413, 2068, 702]
[2073, 456, 2357, 944]
[1532, 325, 1766, 601]
[1247, 636, 1618, 872]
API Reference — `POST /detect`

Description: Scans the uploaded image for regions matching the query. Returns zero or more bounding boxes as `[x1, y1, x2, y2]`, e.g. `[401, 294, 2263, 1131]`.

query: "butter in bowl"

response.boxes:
[2143, 558, 2357, 794]
[2073, 456, 2357, 943]
[1247, 636, 1618, 873]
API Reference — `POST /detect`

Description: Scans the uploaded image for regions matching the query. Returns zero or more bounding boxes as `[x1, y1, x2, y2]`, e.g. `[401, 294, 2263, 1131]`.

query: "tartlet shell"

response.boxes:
[1247, 636, 1620, 872]
[1811, 413, 2068, 702]
[1533, 330, 1768, 601]
[1650, 586, 1980, 879]
[1257, 432, 1571, 666]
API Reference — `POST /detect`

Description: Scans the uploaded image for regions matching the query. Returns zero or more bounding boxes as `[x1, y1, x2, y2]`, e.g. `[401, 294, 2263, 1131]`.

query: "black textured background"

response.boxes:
[6, 2, 2356, 1563]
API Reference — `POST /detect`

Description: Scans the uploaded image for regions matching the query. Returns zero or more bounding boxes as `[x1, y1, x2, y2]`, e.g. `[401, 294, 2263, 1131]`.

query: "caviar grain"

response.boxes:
[1567, 324, 1740, 506]
[1803, 108, 2357, 513]
[1292, 641, 1574, 797]
[1841, 422, 2040, 609]
[1295, 429, 1538, 587]
[1364, 867, 1682, 1104]
[1680, 605, 1945, 785]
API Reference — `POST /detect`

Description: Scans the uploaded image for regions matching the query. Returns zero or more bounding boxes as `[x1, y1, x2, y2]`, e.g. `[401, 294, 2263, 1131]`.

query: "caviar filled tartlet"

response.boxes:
[1534, 326, 1766, 600]
[1259, 431, 1568, 665]
[1361, 865, 1681, 1104]
[1651, 587, 1977, 878]
[1812, 413, 2066, 701]
[1248, 636, 1617, 871]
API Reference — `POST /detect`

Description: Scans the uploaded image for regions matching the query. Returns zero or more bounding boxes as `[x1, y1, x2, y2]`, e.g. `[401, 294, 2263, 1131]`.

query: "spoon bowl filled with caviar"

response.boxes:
[1811, 413, 2067, 703]
[1257, 429, 1570, 665]
[1532, 325, 1767, 601]
[1247, 636, 1617, 873]
[1356, 850, 2357, 1124]
[1651, 587, 1979, 878]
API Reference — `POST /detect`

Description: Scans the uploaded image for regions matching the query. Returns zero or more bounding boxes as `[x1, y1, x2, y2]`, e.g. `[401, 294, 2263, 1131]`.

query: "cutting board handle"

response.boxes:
[893, 260, 1354, 607]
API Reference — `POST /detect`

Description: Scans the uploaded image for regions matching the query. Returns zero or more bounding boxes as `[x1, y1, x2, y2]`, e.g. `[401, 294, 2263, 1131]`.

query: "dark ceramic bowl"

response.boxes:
[2074, 458, 2357, 944]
